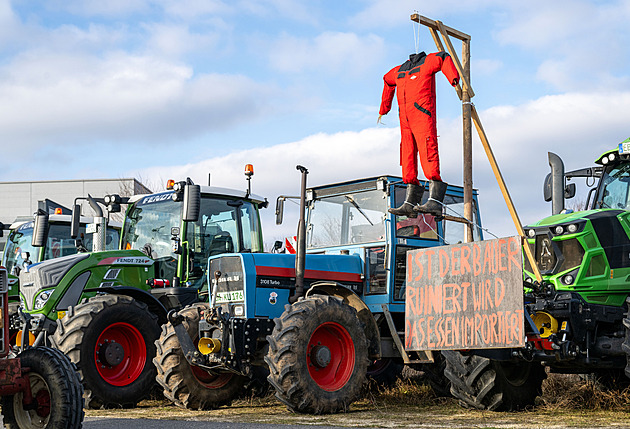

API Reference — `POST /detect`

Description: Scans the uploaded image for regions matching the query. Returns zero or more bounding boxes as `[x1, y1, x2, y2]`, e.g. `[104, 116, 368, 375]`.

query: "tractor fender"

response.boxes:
[83, 286, 168, 325]
[305, 281, 381, 359]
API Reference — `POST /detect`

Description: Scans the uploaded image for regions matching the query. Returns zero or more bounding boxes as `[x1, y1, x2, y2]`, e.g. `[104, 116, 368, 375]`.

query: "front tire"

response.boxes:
[154, 303, 246, 410]
[442, 350, 545, 411]
[366, 359, 403, 388]
[265, 295, 369, 414]
[52, 294, 160, 409]
[2, 347, 84, 429]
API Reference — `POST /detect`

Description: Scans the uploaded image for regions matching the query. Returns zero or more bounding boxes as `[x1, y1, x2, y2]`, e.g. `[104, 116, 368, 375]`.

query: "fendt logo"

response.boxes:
[141, 193, 173, 205]
[97, 257, 154, 266]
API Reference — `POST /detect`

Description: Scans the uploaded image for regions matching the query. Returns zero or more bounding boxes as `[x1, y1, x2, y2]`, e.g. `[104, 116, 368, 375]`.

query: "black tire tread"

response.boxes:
[153, 303, 245, 410]
[2, 346, 84, 428]
[442, 350, 545, 411]
[51, 294, 160, 409]
[265, 295, 370, 414]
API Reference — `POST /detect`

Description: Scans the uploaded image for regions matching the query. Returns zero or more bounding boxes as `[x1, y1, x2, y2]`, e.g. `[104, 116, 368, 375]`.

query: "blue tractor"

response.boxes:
[155, 168, 483, 413]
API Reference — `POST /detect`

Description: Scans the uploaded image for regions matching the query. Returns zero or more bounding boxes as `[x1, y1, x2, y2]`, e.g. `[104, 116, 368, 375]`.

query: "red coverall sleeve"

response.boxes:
[441, 54, 460, 87]
[379, 67, 398, 115]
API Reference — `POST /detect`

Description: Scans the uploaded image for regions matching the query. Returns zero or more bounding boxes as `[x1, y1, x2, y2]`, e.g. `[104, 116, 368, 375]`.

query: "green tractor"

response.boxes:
[3, 207, 121, 338]
[18, 173, 267, 408]
[443, 137, 630, 410]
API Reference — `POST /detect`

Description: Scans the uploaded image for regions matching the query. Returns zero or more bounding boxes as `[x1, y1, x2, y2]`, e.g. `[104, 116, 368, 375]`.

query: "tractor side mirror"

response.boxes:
[70, 204, 81, 239]
[543, 173, 552, 202]
[565, 183, 576, 199]
[275, 198, 285, 225]
[32, 209, 49, 247]
[183, 184, 201, 222]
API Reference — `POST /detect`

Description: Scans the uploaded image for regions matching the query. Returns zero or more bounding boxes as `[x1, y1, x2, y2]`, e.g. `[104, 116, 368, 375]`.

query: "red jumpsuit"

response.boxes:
[380, 51, 459, 185]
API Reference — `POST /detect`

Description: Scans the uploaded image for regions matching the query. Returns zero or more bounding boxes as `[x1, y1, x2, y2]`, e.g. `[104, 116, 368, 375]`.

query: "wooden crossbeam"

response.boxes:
[428, 27, 464, 100]
[411, 13, 470, 41]
[435, 20, 475, 98]
[470, 104, 542, 282]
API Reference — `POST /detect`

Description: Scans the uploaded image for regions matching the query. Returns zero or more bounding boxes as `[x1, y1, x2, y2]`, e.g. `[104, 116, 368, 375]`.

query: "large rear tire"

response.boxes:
[265, 295, 369, 414]
[52, 294, 160, 409]
[154, 303, 246, 410]
[2, 347, 84, 429]
[442, 350, 545, 411]
[418, 352, 451, 397]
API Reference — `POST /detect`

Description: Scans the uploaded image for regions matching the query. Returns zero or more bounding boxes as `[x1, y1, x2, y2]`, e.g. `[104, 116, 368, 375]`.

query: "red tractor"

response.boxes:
[0, 266, 84, 428]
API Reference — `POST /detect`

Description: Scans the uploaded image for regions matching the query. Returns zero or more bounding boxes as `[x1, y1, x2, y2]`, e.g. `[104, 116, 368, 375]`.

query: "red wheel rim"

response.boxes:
[191, 365, 233, 389]
[34, 386, 51, 418]
[94, 322, 146, 386]
[307, 321, 355, 391]
[190, 338, 233, 389]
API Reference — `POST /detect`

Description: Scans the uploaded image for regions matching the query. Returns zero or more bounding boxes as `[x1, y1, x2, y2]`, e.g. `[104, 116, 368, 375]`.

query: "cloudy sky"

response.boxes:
[2, 0, 630, 245]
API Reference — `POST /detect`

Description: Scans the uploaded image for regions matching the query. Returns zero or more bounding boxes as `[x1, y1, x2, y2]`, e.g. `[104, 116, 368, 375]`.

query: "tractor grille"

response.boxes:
[525, 234, 584, 275]
[19, 253, 88, 311]
[208, 256, 245, 316]
[0, 268, 6, 293]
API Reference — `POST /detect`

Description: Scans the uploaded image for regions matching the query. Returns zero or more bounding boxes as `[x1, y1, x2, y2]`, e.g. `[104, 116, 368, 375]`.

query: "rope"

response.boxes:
[432, 199, 500, 240]
[421, 214, 446, 243]
[412, 10, 420, 54]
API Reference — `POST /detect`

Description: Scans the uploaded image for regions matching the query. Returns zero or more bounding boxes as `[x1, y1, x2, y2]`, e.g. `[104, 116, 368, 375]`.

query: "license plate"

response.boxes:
[619, 142, 630, 154]
[215, 290, 244, 303]
[86, 223, 97, 234]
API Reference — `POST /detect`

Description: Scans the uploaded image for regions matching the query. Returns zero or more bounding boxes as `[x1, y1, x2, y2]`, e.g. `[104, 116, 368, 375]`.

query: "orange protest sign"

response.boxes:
[405, 236, 525, 351]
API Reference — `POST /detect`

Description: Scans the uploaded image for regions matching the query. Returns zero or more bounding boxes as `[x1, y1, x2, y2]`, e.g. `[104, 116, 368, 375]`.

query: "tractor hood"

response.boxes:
[525, 209, 621, 228]
[19, 253, 89, 311]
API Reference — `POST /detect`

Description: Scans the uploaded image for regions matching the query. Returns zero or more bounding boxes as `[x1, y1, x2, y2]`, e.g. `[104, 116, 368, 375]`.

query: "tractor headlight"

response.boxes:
[609, 153, 616, 162]
[567, 224, 578, 233]
[527, 229, 536, 238]
[34, 290, 53, 310]
[561, 274, 575, 285]
[554, 225, 564, 235]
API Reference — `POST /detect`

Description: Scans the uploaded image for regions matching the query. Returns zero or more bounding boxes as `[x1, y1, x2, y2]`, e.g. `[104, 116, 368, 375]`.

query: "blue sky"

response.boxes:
[1, 0, 630, 244]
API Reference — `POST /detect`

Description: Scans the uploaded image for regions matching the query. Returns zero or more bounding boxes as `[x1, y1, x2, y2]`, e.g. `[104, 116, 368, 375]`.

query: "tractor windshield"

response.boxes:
[307, 188, 387, 248]
[122, 192, 180, 261]
[3, 223, 37, 276]
[3, 221, 120, 276]
[596, 163, 630, 210]
[185, 198, 262, 289]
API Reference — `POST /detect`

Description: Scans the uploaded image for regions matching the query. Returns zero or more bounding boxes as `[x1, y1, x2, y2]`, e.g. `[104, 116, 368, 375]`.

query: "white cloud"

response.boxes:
[473, 58, 502, 75]
[0, 0, 19, 45]
[349, 0, 500, 29]
[143, 23, 219, 57]
[267, 31, 386, 75]
[49, 0, 152, 17]
[0, 52, 274, 147]
[237, 0, 313, 23]
[495, 1, 630, 91]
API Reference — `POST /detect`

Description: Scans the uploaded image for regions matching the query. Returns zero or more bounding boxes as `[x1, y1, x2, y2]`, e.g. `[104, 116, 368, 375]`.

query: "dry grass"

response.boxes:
[539, 373, 630, 411]
[85, 372, 630, 428]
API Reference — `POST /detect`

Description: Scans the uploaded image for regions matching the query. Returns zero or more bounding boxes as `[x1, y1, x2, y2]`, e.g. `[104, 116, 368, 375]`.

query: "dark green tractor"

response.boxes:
[443, 137, 630, 410]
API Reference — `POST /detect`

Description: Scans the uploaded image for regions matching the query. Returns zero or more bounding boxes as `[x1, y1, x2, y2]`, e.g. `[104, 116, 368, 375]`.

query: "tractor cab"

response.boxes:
[121, 183, 265, 292]
[299, 176, 483, 310]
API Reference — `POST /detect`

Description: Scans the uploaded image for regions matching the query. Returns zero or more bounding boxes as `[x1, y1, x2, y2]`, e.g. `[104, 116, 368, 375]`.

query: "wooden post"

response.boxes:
[462, 39, 474, 243]
[470, 105, 542, 282]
